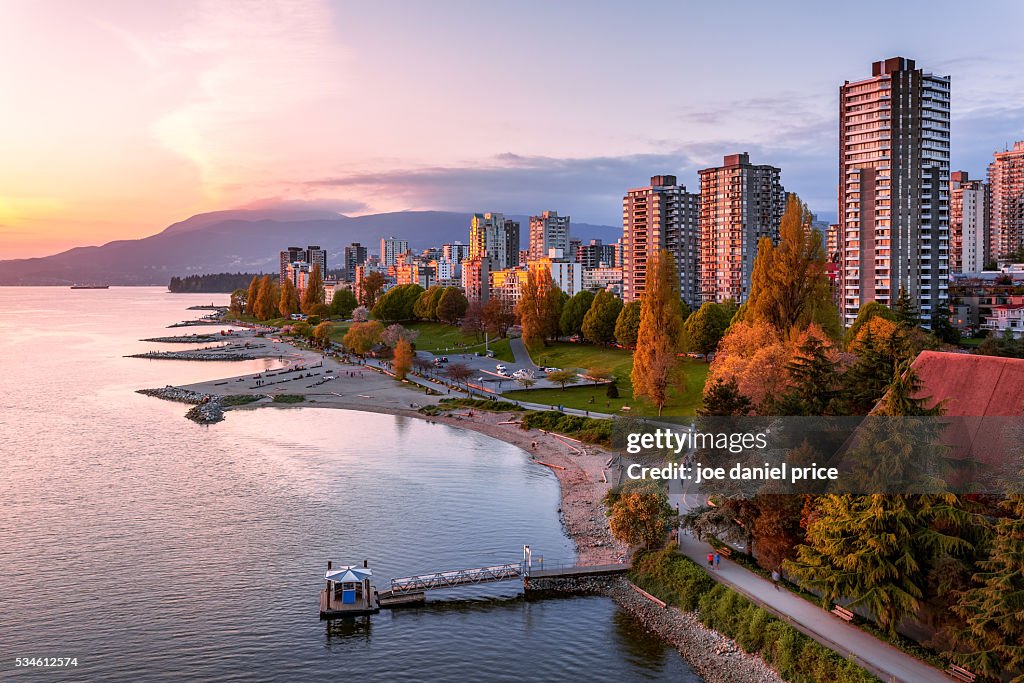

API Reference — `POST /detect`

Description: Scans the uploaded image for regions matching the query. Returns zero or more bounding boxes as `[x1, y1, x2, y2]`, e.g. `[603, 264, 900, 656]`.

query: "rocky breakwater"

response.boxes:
[140, 335, 220, 343]
[127, 349, 256, 361]
[606, 578, 784, 683]
[136, 386, 225, 424]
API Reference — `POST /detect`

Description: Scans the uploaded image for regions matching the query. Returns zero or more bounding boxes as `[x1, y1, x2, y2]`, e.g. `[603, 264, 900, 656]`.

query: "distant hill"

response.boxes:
[0, 209, 621, 286]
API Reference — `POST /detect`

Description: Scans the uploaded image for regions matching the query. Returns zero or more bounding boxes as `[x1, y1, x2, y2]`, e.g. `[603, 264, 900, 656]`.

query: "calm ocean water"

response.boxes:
[0, 287, 698, 682]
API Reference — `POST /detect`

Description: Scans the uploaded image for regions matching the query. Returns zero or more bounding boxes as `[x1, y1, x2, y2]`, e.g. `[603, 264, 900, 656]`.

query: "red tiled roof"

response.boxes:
[909, 351, 1024, 468]
[911, 350, 1024, 416]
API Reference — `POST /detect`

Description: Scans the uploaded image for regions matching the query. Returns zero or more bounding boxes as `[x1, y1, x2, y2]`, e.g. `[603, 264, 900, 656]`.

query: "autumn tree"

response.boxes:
[460, 300, 486, 340]
[482, 296, 516, 337]
[581, 290, 623, 344]
[745, 194, 834, 335]
[301, 264, 325, 315]
[245, 275, 260, 316]
[230, 288, 247, 315]
[445, 361, 472, 386]
[518, 267, 562, 349]
[436, 287, 469, 325]
[682, 301, 733, 358]
[614, 300, 642, 347]
[380, 323, 419, 349]
[254, 275, 279, 320]
[846, 301, 898, 344]
[393, 338, 414, 380]
[342, 321, 384, 355]
[560, 290, 595, 337]
[609, 481, 673, 548]
[279, 278, 300, 317]
[546, 369, 579, 390]
[632, 250, 685, 415]
[706, 320, 789, 411]
[312, 321, 333, 348]
[359, 271, 387, 307]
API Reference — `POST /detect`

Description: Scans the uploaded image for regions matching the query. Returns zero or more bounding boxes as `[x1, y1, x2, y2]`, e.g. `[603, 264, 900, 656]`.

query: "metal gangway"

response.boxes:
[389, 562, 524, 594]
[388, 546, 539, 594]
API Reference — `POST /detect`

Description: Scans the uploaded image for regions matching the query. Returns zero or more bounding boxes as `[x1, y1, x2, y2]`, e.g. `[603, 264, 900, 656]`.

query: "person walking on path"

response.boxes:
[771, 569, 781, 590]
[714, 552, 721, 570]
[706, 552, 714, 569]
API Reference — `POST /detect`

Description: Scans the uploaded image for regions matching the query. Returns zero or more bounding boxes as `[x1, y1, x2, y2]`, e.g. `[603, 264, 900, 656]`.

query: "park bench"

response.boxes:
[831, 605, 855, 622]
[946, 664, 977, 682]
[715, 546, 733, 558]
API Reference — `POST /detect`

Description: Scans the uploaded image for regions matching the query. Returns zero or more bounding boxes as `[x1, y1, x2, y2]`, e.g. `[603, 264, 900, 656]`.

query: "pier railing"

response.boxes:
[390, 563, 524, 593]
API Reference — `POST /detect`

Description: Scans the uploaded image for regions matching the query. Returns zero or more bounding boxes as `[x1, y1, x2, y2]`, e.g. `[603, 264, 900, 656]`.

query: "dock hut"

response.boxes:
[319, 560, 379, 618]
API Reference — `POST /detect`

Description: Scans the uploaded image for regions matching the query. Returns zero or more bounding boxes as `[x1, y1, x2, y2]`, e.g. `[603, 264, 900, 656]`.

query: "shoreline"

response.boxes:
[134, 325, 783, 681]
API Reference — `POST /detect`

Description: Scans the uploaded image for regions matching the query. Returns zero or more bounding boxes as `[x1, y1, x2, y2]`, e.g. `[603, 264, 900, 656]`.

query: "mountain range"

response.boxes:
[0, 210, 620, 286]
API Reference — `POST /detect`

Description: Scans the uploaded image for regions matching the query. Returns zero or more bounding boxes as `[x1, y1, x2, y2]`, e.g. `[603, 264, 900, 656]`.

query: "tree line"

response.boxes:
[169, 272, 263, 293]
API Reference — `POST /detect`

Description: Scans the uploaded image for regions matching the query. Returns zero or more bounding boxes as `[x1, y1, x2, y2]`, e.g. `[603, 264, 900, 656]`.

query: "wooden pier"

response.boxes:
[319, 547, 630, 619]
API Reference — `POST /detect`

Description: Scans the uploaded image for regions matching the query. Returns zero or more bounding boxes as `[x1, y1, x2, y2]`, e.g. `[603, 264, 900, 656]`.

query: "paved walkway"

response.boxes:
[670, 498, 952, 682]
[509, 337, 538, 368]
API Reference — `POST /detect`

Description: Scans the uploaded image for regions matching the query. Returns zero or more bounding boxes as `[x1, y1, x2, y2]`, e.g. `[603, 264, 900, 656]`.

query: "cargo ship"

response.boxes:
[70, 284, 110, 289]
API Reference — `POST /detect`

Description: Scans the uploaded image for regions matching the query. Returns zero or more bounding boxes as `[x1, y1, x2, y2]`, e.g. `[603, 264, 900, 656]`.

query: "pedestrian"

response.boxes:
[772, 569, 781, 590]
[714, 552, 721, 570]
[706, 552, 713, 569]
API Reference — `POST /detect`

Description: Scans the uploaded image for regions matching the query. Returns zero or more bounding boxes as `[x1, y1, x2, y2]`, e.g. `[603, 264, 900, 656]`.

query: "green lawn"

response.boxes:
[404, 322, 514, 362]
[325, 320, 514, 362]
[506, 342, 709, 417]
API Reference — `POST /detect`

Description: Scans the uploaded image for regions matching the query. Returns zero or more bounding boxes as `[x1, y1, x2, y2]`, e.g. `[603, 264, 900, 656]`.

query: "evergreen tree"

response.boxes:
[245, 275, 260, 316]
[436, 287, 468, 324]
[329, 289, 357, 318]
[699, 378, 754, 416]
[614, 300, 642, 347]
[413, 286, 441, 320]
[581, 290, 623, 343]
[632, 250, 685, 415]
[773, 331, 838, 415]
[560, 290, 595, 337]
[682, 302, 732, 358]
[372, 284, 425, 322]
[892, 287, 920, 328]
[745, 194, 833, 334]
[951, 495, 1024, 680]
[301, 264, 325, 315]
[786, 493, 971, 636]
[278, 278, 300, 317]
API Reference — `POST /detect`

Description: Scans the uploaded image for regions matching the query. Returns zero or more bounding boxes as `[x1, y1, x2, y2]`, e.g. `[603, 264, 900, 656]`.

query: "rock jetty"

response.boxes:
[136, 386, 225, 424]
[127, 349, 256, 361]
[140, 335, 220, 343]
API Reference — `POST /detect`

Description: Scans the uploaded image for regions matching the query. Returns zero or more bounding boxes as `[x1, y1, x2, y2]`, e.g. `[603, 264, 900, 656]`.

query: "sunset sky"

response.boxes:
[3, 0, 1024, 259]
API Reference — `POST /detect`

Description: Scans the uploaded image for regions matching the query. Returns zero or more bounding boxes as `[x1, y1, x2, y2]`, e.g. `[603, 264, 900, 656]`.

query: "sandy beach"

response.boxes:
[142, 327, 629, 566]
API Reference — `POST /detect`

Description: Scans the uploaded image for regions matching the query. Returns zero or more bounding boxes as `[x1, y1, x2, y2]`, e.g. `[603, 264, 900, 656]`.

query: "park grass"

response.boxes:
[506, 342, 709, 417]
[404, 322, 514, 362]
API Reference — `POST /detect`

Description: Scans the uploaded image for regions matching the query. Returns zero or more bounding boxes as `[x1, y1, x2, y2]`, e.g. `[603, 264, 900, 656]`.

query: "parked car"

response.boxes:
[495, 364, 507, 372]
[485, 350, 495, 358]
[542, 367, 562, 373]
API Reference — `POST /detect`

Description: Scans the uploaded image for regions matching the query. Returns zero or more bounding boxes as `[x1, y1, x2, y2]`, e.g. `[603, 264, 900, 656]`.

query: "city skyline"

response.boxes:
[3, 1, 1024, 259]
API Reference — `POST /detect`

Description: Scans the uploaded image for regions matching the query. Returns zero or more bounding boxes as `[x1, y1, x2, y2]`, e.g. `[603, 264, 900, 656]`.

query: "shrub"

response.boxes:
[272, 394, 305, 404]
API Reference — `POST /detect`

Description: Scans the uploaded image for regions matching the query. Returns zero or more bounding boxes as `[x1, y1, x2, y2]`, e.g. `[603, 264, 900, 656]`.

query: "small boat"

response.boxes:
[70, 284, 110, 289]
